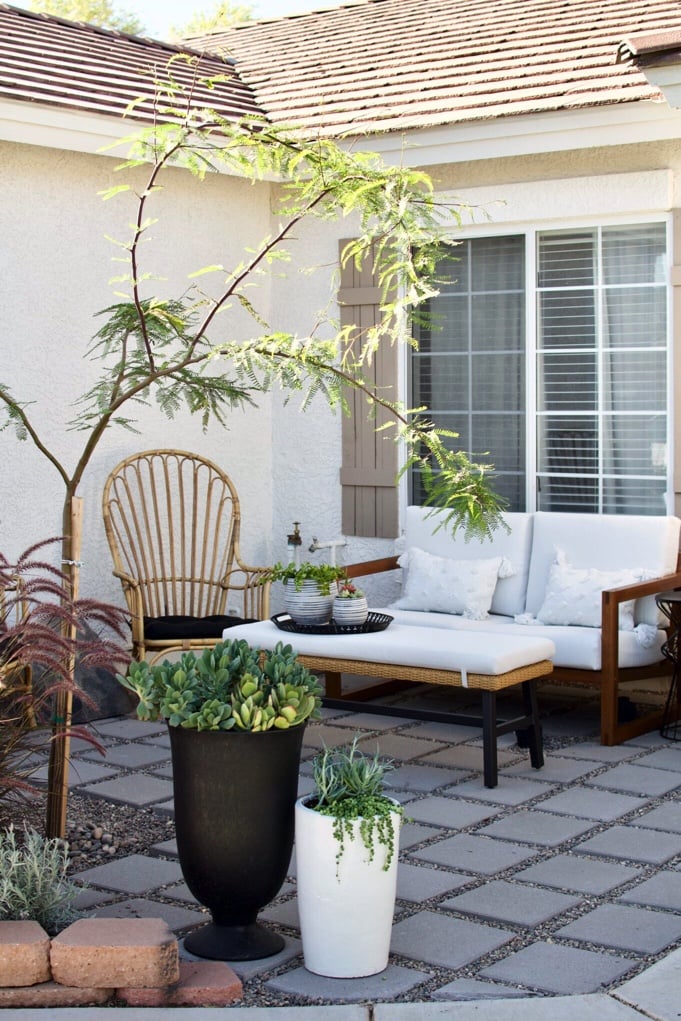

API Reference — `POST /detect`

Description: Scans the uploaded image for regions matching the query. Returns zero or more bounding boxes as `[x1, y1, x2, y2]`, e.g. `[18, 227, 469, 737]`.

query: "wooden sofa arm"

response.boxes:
[344, 556, 400, 580]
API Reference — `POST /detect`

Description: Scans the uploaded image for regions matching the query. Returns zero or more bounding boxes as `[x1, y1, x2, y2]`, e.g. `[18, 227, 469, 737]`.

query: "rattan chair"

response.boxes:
[102, 450, 271, 661]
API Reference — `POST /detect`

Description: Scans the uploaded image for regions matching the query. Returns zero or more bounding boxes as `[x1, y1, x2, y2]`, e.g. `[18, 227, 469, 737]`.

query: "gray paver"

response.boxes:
[358, 734, 446, 760]
[480, 941, 634, 994]
[636, 801, 681, 832]
[374, 997, 648, 1019]
[303, 724, 362, 749]
[390, 910, 514, 969]
[556, 903, 681, 953]
[404, 721, 483, 743]
[259, 897, 299, 929]
[396, 863, 472, 902]
[431, 978, 531, 1000]
[634, 747, 681, 772]
[615, 945, 681, 1021]
[326, 712, 409, 730]
[477, 810, 595, 846]
[619, 871, 681, 910]
[420, 744, 519, 771]
[587, 763, 681, 796]
[84, 742, 171, 768]
[149, 837, 178, 857]
[390, 763, 469, 791]
[266, 963, 431, 1001]
[576, 824, 681, 864]
[92, 718, 166, 739]
[557, 743, 642, 763]
[32, 759, 120, 787]
[441, 879, 581, 926]
[443, 777, 556, 805]
[81, 773, 174, 806]
[514, 854, 641, 895]
[91, 896, 206, 932]
[406, 795, 501, 829]
[537, 787, 648, 822]
[181, 936, 303, 981]
[412, 833, 537, 874]
[502, 755, 603, 782]
[399, 821, 442, 849]
[73, 852, 183, 893]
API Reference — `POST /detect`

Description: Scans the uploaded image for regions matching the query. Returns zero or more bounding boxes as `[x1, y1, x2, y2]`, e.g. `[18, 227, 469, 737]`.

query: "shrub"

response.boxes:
[0, 825, 82, 934]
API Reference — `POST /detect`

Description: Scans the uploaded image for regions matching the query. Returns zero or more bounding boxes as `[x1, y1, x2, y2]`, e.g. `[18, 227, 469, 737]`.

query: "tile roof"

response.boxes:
[0, 3, 262, 124]
[190, 0, 681, 136]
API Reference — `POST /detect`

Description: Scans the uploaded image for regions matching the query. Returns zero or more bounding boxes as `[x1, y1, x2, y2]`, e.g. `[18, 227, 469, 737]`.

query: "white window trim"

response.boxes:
[400, 210, 674, 523]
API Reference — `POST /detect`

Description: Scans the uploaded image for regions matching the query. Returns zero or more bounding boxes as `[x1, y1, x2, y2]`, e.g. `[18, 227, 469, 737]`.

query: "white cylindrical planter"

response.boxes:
[295, 796, 401, 977]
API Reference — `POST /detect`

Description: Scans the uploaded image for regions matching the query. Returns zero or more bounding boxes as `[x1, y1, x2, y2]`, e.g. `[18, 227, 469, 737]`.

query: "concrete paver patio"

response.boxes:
[27, 676, 681, 1015]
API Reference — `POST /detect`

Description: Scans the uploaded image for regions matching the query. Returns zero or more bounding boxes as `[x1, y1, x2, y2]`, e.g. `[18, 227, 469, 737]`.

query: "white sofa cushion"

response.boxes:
[393, 547, 513, 620]
[382, 607, 667, 671]
[224, 619, 555, 676]
[524, 512, 681, 625]
[535, 551, 651, 630]
[403, 507, 533, 617]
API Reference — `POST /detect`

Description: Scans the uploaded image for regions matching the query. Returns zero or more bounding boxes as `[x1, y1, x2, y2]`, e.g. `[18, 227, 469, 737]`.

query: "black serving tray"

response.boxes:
[271, 611, 393, 636]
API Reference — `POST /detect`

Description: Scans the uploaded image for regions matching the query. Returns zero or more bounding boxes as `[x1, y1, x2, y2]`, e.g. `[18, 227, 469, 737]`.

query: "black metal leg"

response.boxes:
[519, 679, 544, 770]
[481, 691, 498, 788]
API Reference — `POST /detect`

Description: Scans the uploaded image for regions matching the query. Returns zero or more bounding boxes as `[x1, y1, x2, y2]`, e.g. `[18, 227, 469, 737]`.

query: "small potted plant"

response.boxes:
[262, 561, 347, 625]
[294, 737, 404, 977]
[333, 580, 369, 626]
[118, 638, 322, 961]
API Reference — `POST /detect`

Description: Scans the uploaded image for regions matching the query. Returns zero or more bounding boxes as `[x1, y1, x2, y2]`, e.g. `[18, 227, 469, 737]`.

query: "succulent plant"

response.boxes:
[118, 639, 322, 732]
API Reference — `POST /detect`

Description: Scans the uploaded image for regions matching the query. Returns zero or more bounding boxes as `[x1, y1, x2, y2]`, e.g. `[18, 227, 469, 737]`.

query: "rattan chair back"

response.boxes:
[103, 450, 269, 659]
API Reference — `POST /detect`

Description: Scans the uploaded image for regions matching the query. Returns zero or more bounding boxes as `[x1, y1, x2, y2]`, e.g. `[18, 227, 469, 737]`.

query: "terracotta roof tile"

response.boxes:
[0, 3, 262, 123]
[191, 0, 681, 135]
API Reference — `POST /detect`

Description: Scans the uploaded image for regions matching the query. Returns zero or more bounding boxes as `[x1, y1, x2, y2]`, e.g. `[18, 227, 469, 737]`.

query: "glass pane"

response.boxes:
[539, 291, 596, 349]
[472, 293, 525, 352]
[538, 352, 597, 411]
[473, 414, 525, 473]
[538, 417, 597, 475]
[603, 288, 666, 348]
[603, 350, 666, 412]
[436, 247, 468, 290]
[602, 224, 666, 285]
[471, 235, 525, 291]
[603, 478, 668, 515]
[538, 231, 595, 287]
[603, 414, 667, 476]
[416, 294, 468, 353]
[490, 472, 526, 512]
[537, 475, 598, 512]
[427, 412, 469, 453]
[411, 354, 468, 409]
[472, 353, 524, 411]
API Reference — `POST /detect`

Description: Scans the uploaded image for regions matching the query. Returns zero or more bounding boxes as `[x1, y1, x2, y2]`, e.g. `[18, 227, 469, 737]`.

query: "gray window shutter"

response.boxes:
[338, 239, 399, 538]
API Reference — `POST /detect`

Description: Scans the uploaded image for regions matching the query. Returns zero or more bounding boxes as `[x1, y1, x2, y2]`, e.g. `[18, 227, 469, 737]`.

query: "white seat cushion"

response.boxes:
[383, 607, 666, 671]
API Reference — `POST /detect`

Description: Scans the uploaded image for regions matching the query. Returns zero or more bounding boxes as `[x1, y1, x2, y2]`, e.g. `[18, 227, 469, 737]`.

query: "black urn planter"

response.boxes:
[168, 722, 305, 961]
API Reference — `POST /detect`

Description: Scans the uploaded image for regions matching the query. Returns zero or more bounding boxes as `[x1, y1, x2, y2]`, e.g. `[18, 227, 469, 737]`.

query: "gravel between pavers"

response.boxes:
[12, 684, 681, 1008]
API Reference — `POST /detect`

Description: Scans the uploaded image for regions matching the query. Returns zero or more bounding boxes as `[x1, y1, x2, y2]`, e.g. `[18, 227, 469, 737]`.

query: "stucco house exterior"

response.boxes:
[2, 0, 681, 611]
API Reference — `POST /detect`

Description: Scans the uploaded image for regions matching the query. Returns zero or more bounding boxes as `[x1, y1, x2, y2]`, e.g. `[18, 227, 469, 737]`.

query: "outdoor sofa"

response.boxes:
[345, 507, 681, 746]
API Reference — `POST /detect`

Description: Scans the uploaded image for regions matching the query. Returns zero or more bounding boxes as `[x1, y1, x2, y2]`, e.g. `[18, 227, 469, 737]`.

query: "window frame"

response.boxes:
[404, 212, 674, 517]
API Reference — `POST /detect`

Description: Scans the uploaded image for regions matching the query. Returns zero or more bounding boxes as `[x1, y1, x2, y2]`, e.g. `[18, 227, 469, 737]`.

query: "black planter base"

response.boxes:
[184, 921, 285, 961]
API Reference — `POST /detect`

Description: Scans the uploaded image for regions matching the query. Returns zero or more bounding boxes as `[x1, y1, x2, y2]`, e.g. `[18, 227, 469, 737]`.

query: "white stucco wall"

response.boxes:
[0, 141, 276, 608]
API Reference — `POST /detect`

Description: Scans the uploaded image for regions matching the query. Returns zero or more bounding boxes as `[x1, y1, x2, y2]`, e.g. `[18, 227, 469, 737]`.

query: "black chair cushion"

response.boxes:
[143, 615, 256, 641]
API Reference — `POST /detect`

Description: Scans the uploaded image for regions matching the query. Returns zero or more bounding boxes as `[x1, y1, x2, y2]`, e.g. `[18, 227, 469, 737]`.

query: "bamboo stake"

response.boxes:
[45, 496, 83, 839]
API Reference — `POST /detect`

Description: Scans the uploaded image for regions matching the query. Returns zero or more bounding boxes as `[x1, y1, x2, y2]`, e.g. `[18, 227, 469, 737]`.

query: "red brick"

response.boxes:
[117, 960, 243, 1006]
[0, 980, 113, 1007]
[50, 918, 179, 989]
[0, 921, 50, 987]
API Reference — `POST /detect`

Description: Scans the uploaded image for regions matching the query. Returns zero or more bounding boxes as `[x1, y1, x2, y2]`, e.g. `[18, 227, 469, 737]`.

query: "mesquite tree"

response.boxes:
[0, 62, 505, 836]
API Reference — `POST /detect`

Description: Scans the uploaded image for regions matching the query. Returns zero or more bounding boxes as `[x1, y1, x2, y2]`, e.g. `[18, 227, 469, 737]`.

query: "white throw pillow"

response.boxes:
[393, 547, 514, 620]
[536, 550, 649, 630]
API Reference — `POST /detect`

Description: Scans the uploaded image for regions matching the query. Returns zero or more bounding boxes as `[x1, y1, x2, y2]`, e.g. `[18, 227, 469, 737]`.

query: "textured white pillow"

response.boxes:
[536, 550, 649, 630]
[393, 547, 514, 620]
